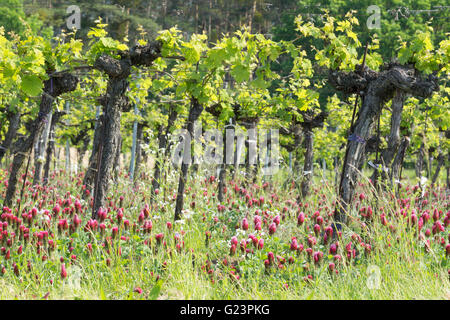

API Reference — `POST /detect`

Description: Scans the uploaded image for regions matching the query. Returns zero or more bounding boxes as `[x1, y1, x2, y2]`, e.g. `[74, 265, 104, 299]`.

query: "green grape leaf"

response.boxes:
[231, 64, 250, 83]
[21, 74, 43, 97]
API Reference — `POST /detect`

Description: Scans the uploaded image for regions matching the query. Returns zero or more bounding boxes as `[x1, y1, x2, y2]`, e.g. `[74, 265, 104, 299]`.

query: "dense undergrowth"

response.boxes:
[0, 166, 448, 300]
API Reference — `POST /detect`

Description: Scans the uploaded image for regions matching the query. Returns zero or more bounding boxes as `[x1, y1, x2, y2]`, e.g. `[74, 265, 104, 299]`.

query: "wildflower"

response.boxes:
[328, 263, 335, 272]
[325, 226, 333, 237]
[345, 242, 352, 252]
[116, 209, 124, 223]
[313, 251, 323, 264]
[307, 236, 317, 247]
[240, 239, 246, 252]
[155, 233, 164, 244]
[297, 212, 305, 225]
[257, 238, 264, 250]
[313, 224, 321, 235]
[273, 215, 280, 226]
[411, 213, 418, 225]
[418, 218, 424, 231]
[138, 212, 145, 224]
[277, 255, 286, 264]
[323, 233, 329, 245]
[74, 199, 82, 213]
[380, 214, 388, 226]
[259, 196, 264, 205]
[143, 204, 150, 218]
[249, 234, 258, 247]
[446, 244, 450, 256]
[242, 218, 249, 231]
[290, 237, 298, 251]
[61, 264, 67, 279]
[444, 216, 450, 227]
[97, 208, 107, 222]
[432, 208, 440, 222]
[143, 220, 153, 234]
[316, 216, 324, 225]
[58, 219, 69, 232]
[432, 221, 445, 235]
[73, 214, 81, 228]
[269, 222, 277, 235]
[53, 204, 60, 215]
[365, 206, 373, 218]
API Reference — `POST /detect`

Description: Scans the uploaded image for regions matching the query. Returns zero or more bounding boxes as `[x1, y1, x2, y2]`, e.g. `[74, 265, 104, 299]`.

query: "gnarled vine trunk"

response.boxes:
[431, 151, 445, 185]
[298, 111, 327, 199]
[134, 121, 145, 182]
[43, 111, 65, 186]
[33, 111, 53, 185]
[391, 136, 411, 184]
[243, 119, 258, 185]
[300, 129, 314, 199]
[415, 141, 426, 180]
[113, 133, 123, 181]
[4, 73, 78, 207]
[330, 63, 439, 229]
[90, 41, 162, 218]
[152, 106, 177, 192]
[371, 90, 404, 184]
[91, 73, 128, 218]
[218, 121, 234, 203]
[446, 153, 450, 190]
[174, 97, 203, 221]
[0, 109, 21, 164]
[292, 124, 303, 175]
[83, 113, 104, 196]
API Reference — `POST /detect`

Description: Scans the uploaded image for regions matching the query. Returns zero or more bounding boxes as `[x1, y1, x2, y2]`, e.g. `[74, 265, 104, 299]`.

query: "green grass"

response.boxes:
[0, 165, 448, 300]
